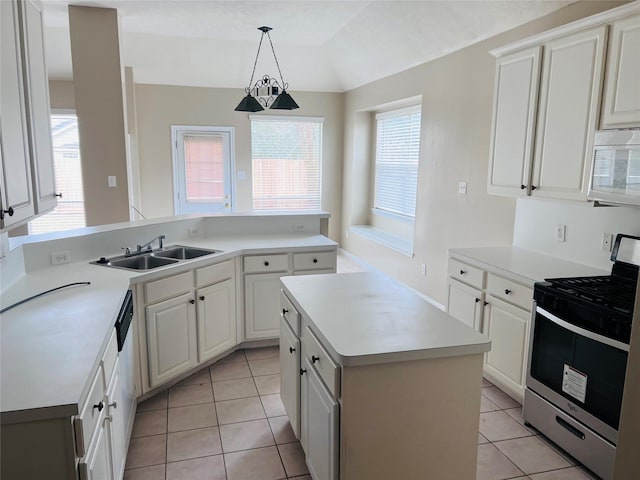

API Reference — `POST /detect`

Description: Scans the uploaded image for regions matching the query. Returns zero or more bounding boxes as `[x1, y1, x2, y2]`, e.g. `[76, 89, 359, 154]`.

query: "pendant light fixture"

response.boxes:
[235, 26, 299, 112]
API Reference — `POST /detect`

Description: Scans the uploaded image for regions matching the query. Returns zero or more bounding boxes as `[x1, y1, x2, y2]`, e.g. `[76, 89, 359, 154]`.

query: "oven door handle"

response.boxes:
[536, 306, 629, 352]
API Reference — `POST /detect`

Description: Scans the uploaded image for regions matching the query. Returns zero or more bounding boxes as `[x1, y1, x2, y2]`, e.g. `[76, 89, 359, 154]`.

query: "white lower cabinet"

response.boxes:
[197, 278, 236, 363]
[447, 278, 483, 331]
[482, 296, 530, 394]
[146, 292, 198, 388]
[244, 271, 287, 339]
[106, 360, 126, 480]
[280, 317, 301, 438]
[301, 358, 339, 480]
[80, 418, 112, 480]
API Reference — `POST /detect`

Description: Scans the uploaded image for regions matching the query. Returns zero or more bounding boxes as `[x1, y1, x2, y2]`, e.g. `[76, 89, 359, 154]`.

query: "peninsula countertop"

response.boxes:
[281, 272, 491, 367]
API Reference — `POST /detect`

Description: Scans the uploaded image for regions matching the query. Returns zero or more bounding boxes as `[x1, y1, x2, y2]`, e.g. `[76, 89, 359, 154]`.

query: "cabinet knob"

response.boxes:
[484, 301, 489, 306]
[55, 192, 63, 198]
[199, 296, 205, 301]
[189, 299, 195, 304]
[282, 308, 289, 315]
[264, 261, 270, 266]
[520, 184, 526, 190]
[531, 185, 537, 191]
[289, 346, 296, 354]
[504, 289, 512, 295]
[460, 270, 466, 275]
[1, 206, 14, 219]
[475, 298, 481, 303]
[313, 258, 318, 264]
[108, 401, 117, 409]
[312, 355, 320, 364]
[300, 368, 307, 375]
[93, 401, 104, 412]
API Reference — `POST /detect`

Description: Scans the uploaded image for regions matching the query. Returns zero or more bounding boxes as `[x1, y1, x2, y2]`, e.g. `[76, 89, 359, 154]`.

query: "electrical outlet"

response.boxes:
[602, 233, 613, 252]
[458, 182, 467, 194]
[51, 251, 70, 265]
[294, 224, 305, 232]
[188, 227, 200, 238]
[421, 264, 427, 276]
[555, 224, 566, 242]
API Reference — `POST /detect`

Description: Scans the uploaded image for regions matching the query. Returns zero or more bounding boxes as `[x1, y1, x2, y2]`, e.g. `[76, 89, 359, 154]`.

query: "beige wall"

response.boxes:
[48, 80, 75, 110]
[134, 85, 344, 240]
[339, 1, 627, 306]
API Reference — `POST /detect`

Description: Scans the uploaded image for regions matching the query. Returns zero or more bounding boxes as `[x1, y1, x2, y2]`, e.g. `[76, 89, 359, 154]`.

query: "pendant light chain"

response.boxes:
[266, 31, 287, 90]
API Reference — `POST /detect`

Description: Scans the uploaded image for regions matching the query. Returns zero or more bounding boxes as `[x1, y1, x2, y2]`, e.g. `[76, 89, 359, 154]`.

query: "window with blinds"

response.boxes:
[28, 114, 86, 234]
[374, 105, 421, 219]
[251, 116, 323, 211]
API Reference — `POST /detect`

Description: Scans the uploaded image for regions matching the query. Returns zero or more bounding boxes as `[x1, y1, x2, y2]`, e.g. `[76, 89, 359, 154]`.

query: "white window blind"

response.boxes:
[28, 114, 85, 234]
[374, 106, 421, 218]
[251, 116, 323, 211]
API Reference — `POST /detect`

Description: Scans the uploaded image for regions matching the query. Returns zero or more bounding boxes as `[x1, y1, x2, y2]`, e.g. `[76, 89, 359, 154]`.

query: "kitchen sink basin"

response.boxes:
[154, 245, 221, 260]
[109, 255, 179, 270]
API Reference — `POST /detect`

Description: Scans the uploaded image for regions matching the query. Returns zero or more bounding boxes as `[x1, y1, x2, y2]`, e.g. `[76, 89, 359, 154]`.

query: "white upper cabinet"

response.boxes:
[18, 0, 57, 213]
[0, 0, 35, 228]
[532, 26, 606, 201]
[601, 13, 640, 128]
[487, 46, 541, 196]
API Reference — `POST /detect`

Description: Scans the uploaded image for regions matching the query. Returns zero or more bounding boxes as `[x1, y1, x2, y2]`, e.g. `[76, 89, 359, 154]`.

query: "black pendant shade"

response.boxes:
[235, 26, 299, 112]
[270, 90, 299, 110]
[234, 94, 265, 112]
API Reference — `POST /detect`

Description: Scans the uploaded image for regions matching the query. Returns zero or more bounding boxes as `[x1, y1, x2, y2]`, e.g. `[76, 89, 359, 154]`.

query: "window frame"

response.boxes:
[171, 125, 236, 215]
[249, 114, 324, 212]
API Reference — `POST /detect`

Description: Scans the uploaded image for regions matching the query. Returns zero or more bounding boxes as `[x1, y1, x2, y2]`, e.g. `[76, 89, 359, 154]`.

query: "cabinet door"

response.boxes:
[447, 278, 483, 331]
[301, 359, 339, 480]
[487, 46, 542, 196]
[18, 0, 56, 213]
[244, 272, 286, 340]
[532, 26, 607, 201]
[483, 296, 530, 397]
[280, 317, 300, 438]
[197, 278, 236, 363]
[0, 0, 35, 228]
[78, 417, 112, 480]
[106, 361, 126, 480]
[146, 292, 198, 387]
[601, 14, 640, 128]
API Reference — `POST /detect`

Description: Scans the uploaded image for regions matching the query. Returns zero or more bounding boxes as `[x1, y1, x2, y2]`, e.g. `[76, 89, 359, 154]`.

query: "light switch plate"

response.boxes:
[555, 224, 566, 242]
[458, 182, 467, 194]
[108, 176, 117, 187]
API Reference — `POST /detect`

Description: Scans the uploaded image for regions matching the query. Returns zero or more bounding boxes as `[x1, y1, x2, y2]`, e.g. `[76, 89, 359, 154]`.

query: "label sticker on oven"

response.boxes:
[562, 364, 587, 403]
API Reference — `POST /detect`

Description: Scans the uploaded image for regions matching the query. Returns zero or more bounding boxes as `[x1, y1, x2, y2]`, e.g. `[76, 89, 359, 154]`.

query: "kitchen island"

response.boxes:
[279, 272, 491, 480]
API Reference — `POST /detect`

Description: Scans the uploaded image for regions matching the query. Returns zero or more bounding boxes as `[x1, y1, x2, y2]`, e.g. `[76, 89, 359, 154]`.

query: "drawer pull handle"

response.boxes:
[460, 270, 466, 275]
[312, 355, 320, 364]
[300, 368, 307, 375]
[93, 401, 104, 412]
[282, 308, 289, 315]
[313, 258, 318, 263]
[199, 296, 205, 301]
[289, 347, 296, 354]
[189, 299, 195, 304]
[264, 261, 270, 266]
[555, 416, 585, 440]
[504, 289, 512, 295]
[108, 401, 117, 409]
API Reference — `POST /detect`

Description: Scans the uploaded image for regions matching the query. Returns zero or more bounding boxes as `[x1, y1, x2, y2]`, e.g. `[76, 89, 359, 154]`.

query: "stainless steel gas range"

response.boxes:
[523, 234, 639, 480]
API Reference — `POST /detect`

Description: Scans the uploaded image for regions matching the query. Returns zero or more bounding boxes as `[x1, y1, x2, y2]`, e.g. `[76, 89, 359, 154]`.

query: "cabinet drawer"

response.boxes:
[102, 329, 118, 386]
[281, 291, 300, 336]
[145, 271, 193, 304]
[196, 259, 234, 288]
[487, 274, 533, 311]
[244, 254, 289, 273]
[302, 326, 340, 398]
[293, 251, 336, 272]
[448, 258, 485, 289]
[74, 366, 105, 457]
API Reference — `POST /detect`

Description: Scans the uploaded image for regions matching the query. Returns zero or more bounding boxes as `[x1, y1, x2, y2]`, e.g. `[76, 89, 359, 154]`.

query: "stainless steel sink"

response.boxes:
[154, 245, 221, 260]
[110, 255, 179, 270]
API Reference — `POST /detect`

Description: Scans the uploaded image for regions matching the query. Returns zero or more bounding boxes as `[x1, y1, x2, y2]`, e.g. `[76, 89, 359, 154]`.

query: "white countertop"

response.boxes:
[449, 246, 609, 287]
[1, 233, 336, 424]
[281, 272, 491, 367]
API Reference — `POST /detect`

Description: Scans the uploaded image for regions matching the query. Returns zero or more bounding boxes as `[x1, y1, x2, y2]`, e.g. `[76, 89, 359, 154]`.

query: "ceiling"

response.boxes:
[42, 0, 577, 93]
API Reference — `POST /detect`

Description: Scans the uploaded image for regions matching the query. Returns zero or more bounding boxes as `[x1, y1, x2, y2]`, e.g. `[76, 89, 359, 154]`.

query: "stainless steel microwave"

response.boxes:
[588, 129, 640, 207]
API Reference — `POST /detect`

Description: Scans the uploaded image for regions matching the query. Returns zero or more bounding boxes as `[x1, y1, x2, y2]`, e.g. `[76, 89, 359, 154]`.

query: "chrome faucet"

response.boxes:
[137, 234, 166, 253]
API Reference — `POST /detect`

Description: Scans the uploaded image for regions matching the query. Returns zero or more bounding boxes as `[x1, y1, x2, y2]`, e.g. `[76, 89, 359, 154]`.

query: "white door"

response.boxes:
[447, 279, 483, 331]
[146, 292, 198, 387]
[532, 26, 607, 200]
[19, 0, 57, 214]
[483, 296, 529, 395]
[172, 126, 234, 214]
[197, 278, 236, 362]
[601, 13, 640, 128]
[106, 361, 126, 480]
[487, 46, 542, 196]
[301, 359, 339, 480]
[244, 272, 286, 340]
[280, 317, 300, 438]
[0, 0, 35, 228]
